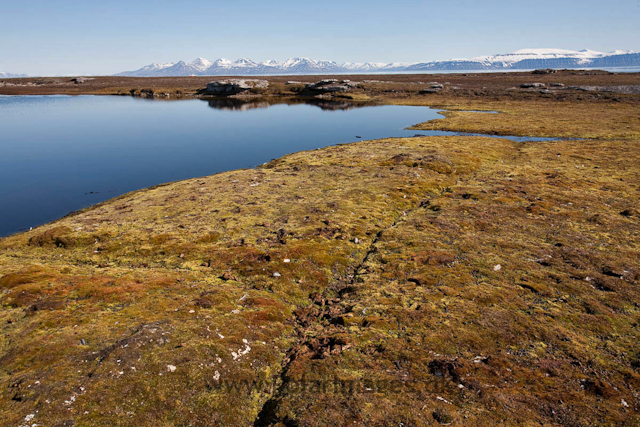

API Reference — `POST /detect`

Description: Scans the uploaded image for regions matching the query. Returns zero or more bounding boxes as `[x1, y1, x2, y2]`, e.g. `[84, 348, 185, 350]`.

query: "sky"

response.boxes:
[2, 0, 639, 76]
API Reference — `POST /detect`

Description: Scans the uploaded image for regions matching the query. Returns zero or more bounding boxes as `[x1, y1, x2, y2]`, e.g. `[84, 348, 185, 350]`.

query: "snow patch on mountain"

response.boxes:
[0, 72, 28, 78]
[471, 48, 626, 66]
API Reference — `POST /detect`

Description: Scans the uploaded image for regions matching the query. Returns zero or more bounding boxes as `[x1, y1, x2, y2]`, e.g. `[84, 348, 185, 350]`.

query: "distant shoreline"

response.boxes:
[1, 69, 639, 101]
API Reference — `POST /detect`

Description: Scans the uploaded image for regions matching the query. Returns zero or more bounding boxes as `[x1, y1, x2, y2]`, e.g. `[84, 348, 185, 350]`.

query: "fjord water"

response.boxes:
[0, 96, 445, 236]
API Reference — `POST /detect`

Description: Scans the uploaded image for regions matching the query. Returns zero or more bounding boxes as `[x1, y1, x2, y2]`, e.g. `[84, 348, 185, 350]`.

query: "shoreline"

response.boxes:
[0, 96, 575, 240]
[2, 70, 639, 99]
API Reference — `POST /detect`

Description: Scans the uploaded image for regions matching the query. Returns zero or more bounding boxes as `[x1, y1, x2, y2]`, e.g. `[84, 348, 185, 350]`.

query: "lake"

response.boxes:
[0, 95, 551, 237]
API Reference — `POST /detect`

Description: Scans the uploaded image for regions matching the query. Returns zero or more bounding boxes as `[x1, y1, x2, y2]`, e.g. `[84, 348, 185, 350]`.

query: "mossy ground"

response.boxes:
[405, 98, 640, 140]
[1, 89, 639, 426]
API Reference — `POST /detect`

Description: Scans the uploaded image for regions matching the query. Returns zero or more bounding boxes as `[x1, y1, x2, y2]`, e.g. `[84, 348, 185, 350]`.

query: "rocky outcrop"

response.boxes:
[71, 77, 94, 84]
[520, 83, 546, 88]
[205, 79, 269, 95]
[532, 69, 557, 74]
[304, 79, 359, 93]
[418, 83, 446, 94]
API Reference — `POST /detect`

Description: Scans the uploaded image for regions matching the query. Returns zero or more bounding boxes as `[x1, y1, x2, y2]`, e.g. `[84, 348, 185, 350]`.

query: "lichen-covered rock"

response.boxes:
[305, 79, 359, 93]
[206, 79, 269, 95]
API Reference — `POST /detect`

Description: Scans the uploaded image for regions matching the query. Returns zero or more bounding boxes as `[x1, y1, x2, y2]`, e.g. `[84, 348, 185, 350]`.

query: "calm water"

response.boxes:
[0, 95, 551, 237]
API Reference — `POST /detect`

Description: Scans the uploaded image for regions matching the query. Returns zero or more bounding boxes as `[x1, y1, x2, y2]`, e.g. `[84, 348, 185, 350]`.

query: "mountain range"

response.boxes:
[116, 49, 640, 77]
[0, 72, 28, 78]
[2, 49, 639, 78]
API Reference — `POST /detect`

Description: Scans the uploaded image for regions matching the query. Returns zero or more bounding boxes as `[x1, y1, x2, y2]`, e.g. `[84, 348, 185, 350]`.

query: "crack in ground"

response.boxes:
[253, 190, 443, 426]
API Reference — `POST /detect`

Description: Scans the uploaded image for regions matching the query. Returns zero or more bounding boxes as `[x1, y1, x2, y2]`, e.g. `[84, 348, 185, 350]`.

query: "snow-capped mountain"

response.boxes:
[191, 57, 213, 71]
[343, 62, 388, 71]
[408, 49, 640, 71]
[473, 48, 628, 66]
[0, 72, 28, 78]
[276, 57, 344, 73]
[115, 49, 640, 77]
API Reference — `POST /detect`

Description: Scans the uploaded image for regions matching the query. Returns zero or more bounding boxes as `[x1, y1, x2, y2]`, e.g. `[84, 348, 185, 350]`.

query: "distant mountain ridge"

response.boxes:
[2, 49, 638, 78]
[0, 72, 28, 78]
[116, 49, 640, 77]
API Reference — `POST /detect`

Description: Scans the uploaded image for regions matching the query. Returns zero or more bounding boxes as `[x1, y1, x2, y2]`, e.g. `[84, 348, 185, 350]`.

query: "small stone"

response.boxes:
[273, 272, 281, 277]
[493, 264, 502, 272]
[283, 258, 291, 263]
[166, 365, 176, 372]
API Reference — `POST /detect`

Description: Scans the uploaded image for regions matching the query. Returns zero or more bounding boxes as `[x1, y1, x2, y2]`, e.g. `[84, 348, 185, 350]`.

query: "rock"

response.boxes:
[520, 83, 546, 88]
[569, 86, 598, 92]
[206, 79, 269, 95]
[532, 69, 557, 74]
[138, 88, 155, 98]
[71, 77, 94, 84]
[285, 81, 303, 85]
[419, 89, 440, 94]
[305, 79, 358, 93]
[430, 83, 444, 89]
[493, 264, 502, 272]
[550, 83, 565, 87]
[599, 85, 640, 95]
[167, 364, 177, 372]
[273, 272, 281, 277]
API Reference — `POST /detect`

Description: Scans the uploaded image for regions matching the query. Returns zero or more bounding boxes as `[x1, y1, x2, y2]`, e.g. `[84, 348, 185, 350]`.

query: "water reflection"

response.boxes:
[203, 97, 372, 112]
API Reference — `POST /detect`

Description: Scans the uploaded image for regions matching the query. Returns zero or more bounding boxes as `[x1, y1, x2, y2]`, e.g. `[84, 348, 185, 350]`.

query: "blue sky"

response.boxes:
[2, 0, 639, 75]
